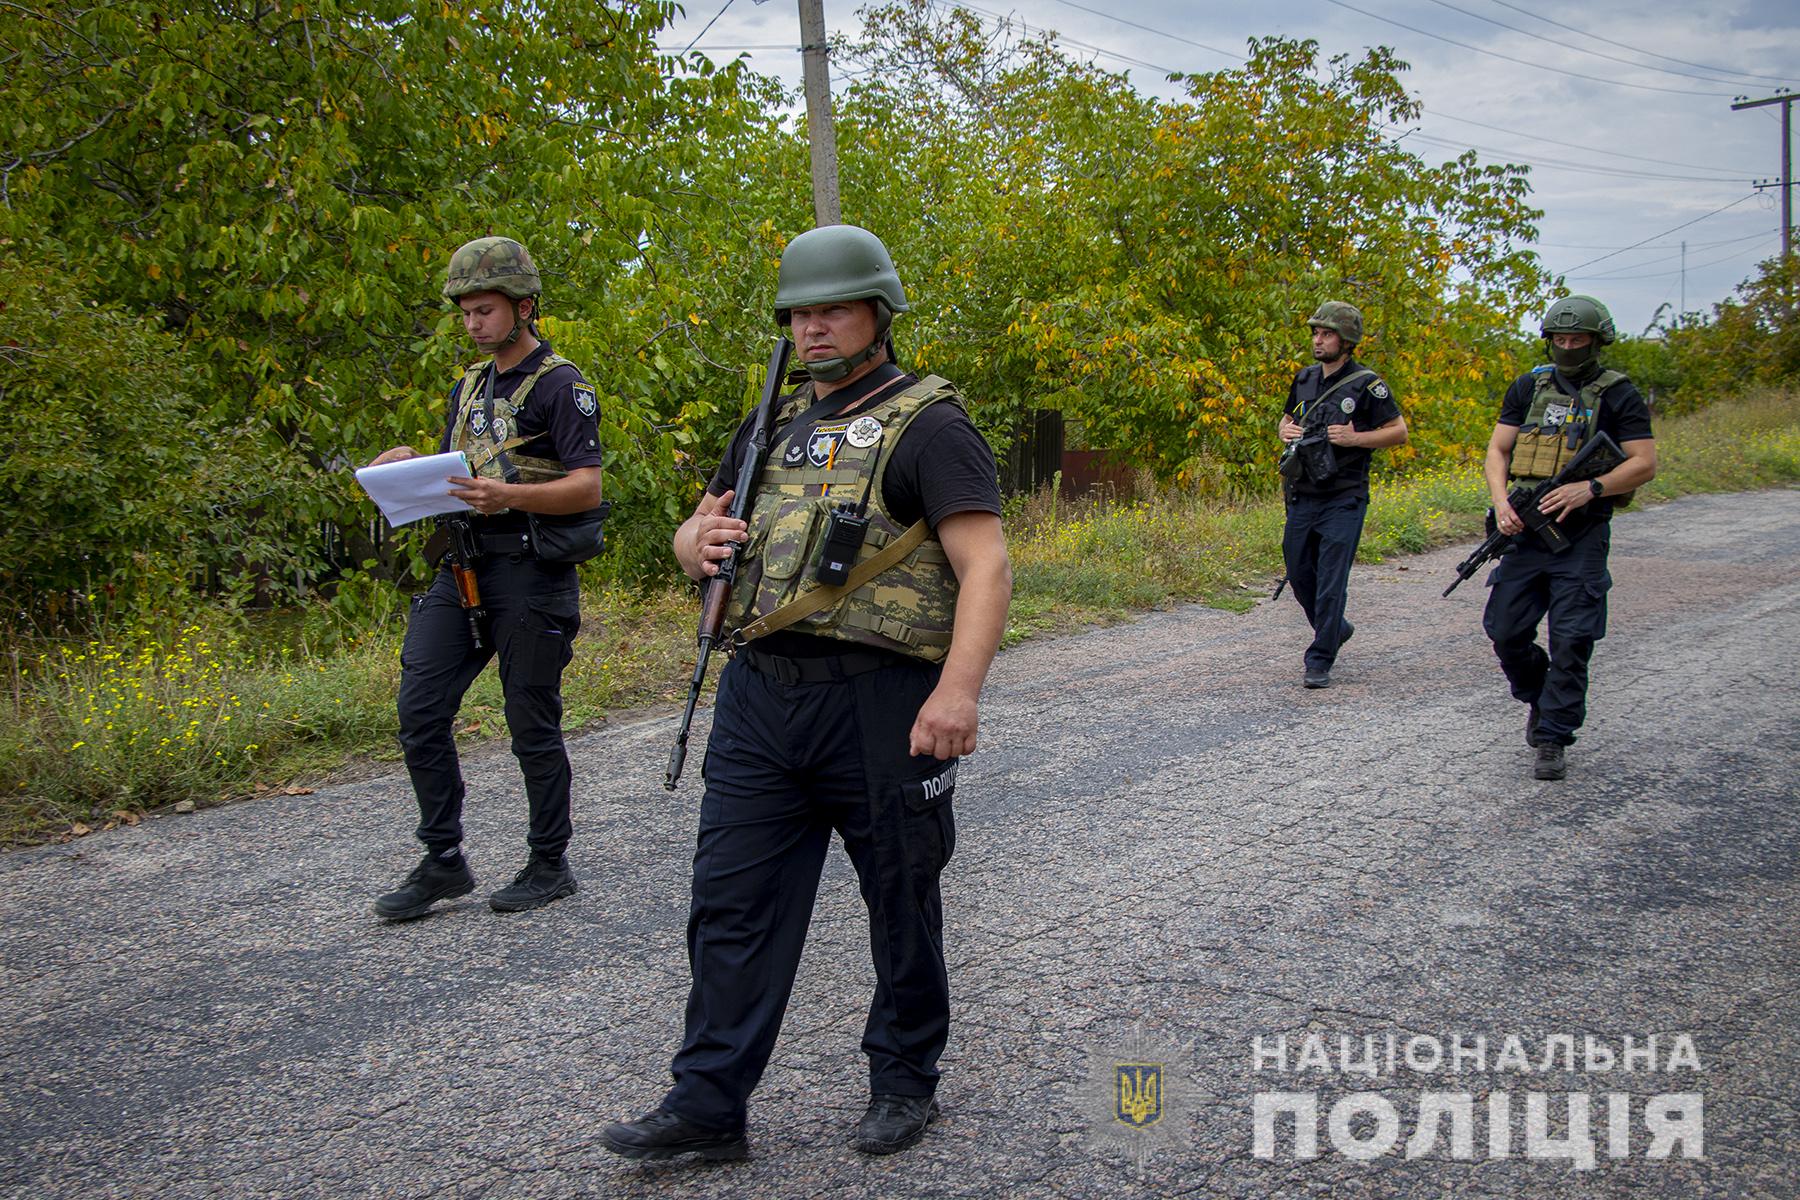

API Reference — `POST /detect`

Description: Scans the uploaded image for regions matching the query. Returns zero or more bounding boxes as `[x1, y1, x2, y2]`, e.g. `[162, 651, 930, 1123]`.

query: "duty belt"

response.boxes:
[737, 645, 902, 685]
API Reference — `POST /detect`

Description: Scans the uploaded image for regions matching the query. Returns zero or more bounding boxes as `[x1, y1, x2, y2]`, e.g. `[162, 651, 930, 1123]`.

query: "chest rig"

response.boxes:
[449, 354, 575, 484]
[725, 376, 963, 663]
[1508, 366, 1624, 481]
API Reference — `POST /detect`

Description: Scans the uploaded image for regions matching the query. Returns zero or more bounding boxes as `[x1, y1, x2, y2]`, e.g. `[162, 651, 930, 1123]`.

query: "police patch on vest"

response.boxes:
[783, 441, 806, 466]
[572, 383, 597, 418]
[807, 423, 849, 467]
[491, 417, 508, 442]
[469, 409, 488, 436]
[1542, 402, 1570, 427]
[846, 416, 883, 448]
[1340, 396, 1356, 414]
[1370, 380, 1389, 400]
[907, 761, 958, 807]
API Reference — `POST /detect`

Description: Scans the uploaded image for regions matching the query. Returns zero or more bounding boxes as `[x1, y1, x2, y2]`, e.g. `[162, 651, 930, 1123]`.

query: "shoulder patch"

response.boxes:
[1369, 379, 1389, 401]
[572, 383, 597, 418]
[1531, 364, 1555, 375]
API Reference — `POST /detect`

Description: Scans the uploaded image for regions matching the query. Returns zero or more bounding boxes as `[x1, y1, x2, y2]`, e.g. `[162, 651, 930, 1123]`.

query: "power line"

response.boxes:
[1424, 110, 1760, 175]
[680, 0, 738, 56]
[1533, 230, 1772, 253]
[1572, 237, 1778, 281]
[1315, 0, 1731, 98]
[1485, 0, 1796, 88]
[1041, 0, 1245, 65]
[1557, 194, 1761, 274]
[1420, 0, 1758, 88]
[1403, 131, 1749, 183]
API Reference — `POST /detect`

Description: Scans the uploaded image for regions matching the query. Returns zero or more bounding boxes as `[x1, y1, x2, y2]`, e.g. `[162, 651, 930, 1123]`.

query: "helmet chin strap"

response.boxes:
[800, 302, 892, 382]
[475, 298, 535, 355]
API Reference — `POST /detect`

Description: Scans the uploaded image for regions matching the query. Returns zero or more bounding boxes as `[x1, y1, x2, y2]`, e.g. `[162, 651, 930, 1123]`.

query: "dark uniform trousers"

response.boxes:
[1482, 523, 1612, 747]
[665, 653, 958, 1133]
[396, 551, 581, 858]
[1282, 491, 1368, 671]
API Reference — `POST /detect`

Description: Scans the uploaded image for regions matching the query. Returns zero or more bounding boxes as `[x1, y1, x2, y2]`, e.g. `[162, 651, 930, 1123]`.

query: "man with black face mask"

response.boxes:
[1480, 295, 1657, 780]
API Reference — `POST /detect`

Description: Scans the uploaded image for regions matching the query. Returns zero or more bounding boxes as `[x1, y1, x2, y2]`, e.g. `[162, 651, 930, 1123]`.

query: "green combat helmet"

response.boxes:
[443, 236, 542, 302]
[1539, 294, 1616, 345]
[774, 225, 910, 382]
[1540, 294, 1615, 378]
[1306, 301, 1364, 346]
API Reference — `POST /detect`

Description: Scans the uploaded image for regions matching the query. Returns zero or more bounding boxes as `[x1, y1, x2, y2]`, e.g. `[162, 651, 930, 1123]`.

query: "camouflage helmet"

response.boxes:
[443, 236, 542, 302]
[773, 224, 910, 327]
[1539, 294, 1616, 346]
[1307, 301, 1364, 346]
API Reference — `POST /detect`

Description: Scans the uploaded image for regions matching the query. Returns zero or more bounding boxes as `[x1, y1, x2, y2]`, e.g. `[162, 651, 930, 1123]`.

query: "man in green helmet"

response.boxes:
[1480, 295, 1657, 780]
[601, 225, 1012, 1161]
[367, 236, 607, 919]
[1276, 301, 1408, 688]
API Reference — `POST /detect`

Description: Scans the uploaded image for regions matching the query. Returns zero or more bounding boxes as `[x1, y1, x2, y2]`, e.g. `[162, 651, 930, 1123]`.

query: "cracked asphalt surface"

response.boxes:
[3, 489, 1796, 1199]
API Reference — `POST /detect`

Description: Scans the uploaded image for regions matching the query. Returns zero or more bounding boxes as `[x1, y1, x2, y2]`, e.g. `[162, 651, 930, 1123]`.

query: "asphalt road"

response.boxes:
[3, 489, 1796, 1199]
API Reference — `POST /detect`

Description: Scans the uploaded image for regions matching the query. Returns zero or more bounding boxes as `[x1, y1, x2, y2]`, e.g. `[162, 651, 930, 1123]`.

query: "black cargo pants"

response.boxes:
[396, 550, 581, 859]
[1482, 523, 1612, 747]
[663, 651, 958, 1133]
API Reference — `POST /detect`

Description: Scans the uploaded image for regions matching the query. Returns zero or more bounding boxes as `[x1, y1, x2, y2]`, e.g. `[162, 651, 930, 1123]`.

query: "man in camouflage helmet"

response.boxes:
[601, 225, 1012, 1161]
[1276, 301, 1408, 687]
[367, 236, 607, 919]
[1479, 294, 1656, 780]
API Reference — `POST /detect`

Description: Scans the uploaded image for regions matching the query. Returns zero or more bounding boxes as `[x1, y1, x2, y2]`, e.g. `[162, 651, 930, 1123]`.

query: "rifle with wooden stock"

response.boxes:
[664, 337, 794, 790]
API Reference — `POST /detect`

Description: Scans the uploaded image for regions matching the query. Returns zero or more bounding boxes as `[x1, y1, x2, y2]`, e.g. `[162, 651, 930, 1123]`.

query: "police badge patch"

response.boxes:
[491, 417, 508, 442]
[469, 409, 488, 436]
[1370, 380, 1389, 400]
[1340, 396, 1356, 414]
[807, 423, 849, 467]
[572, 383, 597, 418]
[845, 416, 883, 448]
[783, 441, 806, 466]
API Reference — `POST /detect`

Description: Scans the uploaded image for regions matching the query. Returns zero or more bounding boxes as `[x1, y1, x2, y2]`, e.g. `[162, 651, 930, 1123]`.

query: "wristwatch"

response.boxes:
[1588, 478, 1605, 498]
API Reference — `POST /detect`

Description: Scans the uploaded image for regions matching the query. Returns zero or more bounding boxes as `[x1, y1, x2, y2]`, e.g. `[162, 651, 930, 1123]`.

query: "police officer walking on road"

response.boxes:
[601, 225, 1012, 1161]
[368, 237, 608, 920]
[1277, 301, 1408, 688]
[1481, 295, 1657, 780]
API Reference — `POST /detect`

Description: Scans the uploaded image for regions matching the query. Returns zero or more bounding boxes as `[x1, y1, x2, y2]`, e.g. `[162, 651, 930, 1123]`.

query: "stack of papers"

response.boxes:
[354, 451, 475, 526]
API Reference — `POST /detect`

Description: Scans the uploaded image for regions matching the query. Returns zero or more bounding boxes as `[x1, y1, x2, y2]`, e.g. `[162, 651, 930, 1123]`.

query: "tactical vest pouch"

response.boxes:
[1510, 426, 1571, 480]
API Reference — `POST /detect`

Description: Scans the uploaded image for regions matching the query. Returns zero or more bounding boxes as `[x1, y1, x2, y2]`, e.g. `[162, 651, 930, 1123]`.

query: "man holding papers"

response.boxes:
[367, 236, 606, 921]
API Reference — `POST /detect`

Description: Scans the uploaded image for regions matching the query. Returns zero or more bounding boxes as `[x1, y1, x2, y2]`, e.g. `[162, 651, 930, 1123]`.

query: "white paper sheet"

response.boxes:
[354, 451, 475, 526]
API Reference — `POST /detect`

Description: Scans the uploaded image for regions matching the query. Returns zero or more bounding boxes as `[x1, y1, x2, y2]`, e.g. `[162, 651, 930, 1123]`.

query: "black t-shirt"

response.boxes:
[1498, 365, 1654, 535]
[707, 363, 1001, 658]
[438, 340, 603, 533]
[1282, 357, 1403, 499]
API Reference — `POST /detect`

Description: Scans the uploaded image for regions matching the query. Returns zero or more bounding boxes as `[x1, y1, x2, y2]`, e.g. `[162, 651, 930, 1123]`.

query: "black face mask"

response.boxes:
[1549, 341, 1599, 381]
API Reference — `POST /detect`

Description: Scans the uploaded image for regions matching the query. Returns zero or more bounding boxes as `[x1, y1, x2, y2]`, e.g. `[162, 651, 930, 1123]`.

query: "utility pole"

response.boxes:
[1680, 240, 1686, 317]
[798, 0, 842, 226]
[1732, 89, 1794, 264]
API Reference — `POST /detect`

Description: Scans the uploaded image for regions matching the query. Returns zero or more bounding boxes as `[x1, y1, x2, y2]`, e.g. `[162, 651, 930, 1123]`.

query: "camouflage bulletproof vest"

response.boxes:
[725, 376, 962, 662]
[1508, 366, 1625, 481]
[449, 354, 575, 484]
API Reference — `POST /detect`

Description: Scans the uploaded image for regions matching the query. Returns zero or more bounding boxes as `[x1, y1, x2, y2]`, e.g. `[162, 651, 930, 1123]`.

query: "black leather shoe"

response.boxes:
[1534, 743, 1566, 781]
[1525, 704, 1542, 748]
[489, 854, 577, 913]
[1303, 666, 1331, 689]
[600, 1109, 747, 1161]
[852, 1094, 939, 1155]
[373, 853, 474, 921]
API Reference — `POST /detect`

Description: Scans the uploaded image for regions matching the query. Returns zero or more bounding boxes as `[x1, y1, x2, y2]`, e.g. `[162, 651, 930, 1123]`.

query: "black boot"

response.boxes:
[1533, 743, 1566, 781]
[851, 1094, 939, 1155]
[488, 853, 578, 913]
[373, 853, 475, 921]
[599, 1109, 748, 1161]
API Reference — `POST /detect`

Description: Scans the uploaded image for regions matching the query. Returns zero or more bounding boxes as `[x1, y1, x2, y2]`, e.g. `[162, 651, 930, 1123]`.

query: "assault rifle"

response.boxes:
[664, 336, 794, 790]
[1441, 431, 1626, 597]
[444, 516, 487, 649]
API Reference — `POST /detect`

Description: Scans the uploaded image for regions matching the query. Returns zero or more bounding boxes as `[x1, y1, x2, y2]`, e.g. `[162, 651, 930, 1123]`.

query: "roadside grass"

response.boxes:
[5, 389, 1796, 844]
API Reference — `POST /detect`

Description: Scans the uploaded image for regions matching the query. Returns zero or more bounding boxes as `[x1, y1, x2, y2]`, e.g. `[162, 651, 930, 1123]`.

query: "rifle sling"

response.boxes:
[734, 519, 932, 645]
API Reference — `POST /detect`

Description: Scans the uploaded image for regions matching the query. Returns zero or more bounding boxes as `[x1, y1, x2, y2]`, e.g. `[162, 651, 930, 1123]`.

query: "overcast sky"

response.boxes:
[657, 0, 1798, 339]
